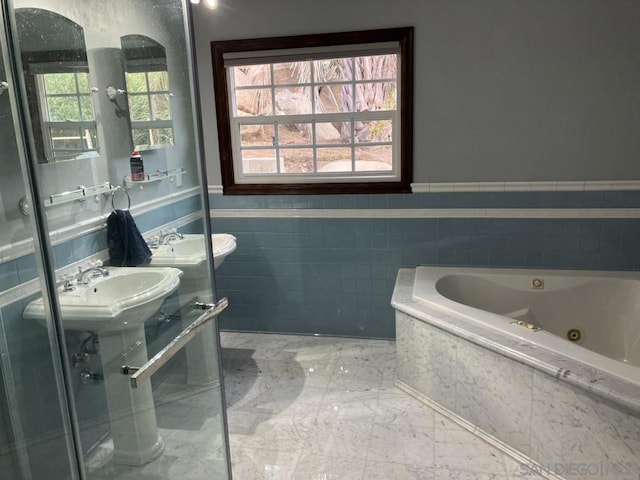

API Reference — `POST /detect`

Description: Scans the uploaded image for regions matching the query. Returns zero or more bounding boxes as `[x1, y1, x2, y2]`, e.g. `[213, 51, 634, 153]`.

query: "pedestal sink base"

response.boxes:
[100, 325, 164, 466]
[112, 437, 165, 466]
[183, 317, 219, 386]
[178, 278, 219, 386]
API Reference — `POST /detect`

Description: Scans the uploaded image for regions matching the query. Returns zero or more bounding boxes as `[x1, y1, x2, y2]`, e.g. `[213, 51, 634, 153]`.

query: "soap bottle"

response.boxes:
[130, 151, 145, 181]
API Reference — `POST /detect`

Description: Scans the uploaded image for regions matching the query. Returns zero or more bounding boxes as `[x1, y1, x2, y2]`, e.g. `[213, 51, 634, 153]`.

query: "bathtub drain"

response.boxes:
[567, 328, 582, 342]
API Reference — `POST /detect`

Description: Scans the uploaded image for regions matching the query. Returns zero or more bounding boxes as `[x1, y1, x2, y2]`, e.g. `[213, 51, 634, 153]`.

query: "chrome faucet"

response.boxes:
[57, 273, 77, 292]
[77, 260, 109, 284]
[158, 228, 184, 245]
[145, 236, 160, 249]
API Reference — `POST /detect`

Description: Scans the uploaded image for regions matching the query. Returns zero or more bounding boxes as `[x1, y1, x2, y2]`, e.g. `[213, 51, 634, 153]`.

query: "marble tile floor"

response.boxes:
[85, 374, 228, 480]
[222, 332, 547, 480]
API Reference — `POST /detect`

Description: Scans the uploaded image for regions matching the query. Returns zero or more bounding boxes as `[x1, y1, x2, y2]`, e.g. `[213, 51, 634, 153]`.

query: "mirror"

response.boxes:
[121, 34, 174, 151]
[15, 8, 98, 163]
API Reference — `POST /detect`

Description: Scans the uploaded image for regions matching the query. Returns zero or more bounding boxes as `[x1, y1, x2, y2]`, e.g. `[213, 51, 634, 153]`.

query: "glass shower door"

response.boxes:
[0, 9, 81, 479]
[2, 0, 231, 478]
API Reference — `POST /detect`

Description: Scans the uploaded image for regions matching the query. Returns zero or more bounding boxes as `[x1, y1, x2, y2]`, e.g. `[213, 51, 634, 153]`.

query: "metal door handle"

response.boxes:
[121, 297, 228, 388]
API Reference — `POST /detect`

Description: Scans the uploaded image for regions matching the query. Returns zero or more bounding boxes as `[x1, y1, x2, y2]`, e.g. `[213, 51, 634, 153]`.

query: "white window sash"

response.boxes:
[232, 110, 395, 125]
[130, 120, 174, 129]
[231, 110, 400, 184]
[223, 42, 399, 66]
[225, 45, 402, 185]
[233, 78, 398, 91]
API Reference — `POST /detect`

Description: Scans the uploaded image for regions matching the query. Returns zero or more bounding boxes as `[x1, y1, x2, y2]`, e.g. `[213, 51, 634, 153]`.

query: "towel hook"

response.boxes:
[111, 186, 131, 212]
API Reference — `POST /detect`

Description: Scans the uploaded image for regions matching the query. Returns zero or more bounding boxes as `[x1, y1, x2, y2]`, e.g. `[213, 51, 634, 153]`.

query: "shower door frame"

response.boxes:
[0, 1, 85, 478]
[0, 0, 232, 478]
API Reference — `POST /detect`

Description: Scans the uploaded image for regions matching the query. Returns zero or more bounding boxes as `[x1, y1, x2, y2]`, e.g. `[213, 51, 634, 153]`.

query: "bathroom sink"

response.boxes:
[148, 234, 236, 387]
[23, 267, 182, 332]
[149, 233, 236, 270]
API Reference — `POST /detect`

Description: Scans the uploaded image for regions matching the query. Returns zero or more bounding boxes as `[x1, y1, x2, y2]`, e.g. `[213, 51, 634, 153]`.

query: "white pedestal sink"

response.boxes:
[148, 234, 236, 386]
[150, 233, 237, 273]
[23, 267, 183, 466]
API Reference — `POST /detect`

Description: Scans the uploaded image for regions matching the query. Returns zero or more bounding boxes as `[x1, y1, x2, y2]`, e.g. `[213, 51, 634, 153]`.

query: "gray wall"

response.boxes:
[193, 0, 640, 184]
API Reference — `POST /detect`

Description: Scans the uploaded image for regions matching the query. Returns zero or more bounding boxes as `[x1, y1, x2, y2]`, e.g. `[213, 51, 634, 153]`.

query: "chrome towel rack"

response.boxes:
[121, 298, 228, 389]
[18, 181, 118, 216]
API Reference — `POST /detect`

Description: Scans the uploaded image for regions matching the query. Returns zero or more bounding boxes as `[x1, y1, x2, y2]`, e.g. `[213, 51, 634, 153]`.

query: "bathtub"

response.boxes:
[414, 267, 640, 385]
[392, 267, 640, 479]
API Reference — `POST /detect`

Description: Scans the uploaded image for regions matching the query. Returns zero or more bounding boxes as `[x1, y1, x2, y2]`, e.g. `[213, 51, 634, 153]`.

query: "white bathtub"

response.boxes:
[412, 267, 640, 386]
[391, 267, 640, 479]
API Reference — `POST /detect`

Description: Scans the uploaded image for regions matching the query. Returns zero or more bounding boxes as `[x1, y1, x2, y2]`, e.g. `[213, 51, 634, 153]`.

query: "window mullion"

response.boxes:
[269, 64, 281, 174]
[350, 117, 356, 173]
[146, 72, 153, 121]
[351, 57, 356, 173]
[312, 119, 317, 174]
[74, 73, 82, 121]
[310, 61, 316, 115]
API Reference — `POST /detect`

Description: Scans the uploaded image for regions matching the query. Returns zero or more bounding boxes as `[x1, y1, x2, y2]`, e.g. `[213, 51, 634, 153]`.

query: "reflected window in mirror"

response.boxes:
[122, 35, 174, 151]
[37, 71, 97, 160]
[15, 8, 98, 163]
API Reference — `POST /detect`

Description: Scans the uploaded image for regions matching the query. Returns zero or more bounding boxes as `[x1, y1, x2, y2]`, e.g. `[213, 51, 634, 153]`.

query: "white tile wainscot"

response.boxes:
[392, 268, 640, 480]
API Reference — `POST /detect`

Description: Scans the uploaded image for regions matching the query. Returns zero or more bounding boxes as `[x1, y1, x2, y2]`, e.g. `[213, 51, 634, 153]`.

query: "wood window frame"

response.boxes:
[210, 27, 414, 195]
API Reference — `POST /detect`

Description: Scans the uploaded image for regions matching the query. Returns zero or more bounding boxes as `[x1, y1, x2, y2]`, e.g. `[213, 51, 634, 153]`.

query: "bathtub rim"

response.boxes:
[415, 266, 640, 379]
[391, 267, 640, 415]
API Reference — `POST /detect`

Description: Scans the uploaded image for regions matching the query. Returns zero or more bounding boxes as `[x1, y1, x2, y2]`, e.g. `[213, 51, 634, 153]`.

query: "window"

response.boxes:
[37, 71, 97, 161]
[211, 28, 413, 194]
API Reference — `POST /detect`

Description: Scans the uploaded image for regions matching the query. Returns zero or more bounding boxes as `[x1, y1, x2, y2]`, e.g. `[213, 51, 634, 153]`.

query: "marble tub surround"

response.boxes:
[392, 268, 640, 479]
[392, 269, 640, 413]
[221, 332, 545, 480]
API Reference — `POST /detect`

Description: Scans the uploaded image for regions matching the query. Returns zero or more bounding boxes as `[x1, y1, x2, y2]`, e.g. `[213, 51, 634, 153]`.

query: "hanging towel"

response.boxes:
[107, 209, 152, 266]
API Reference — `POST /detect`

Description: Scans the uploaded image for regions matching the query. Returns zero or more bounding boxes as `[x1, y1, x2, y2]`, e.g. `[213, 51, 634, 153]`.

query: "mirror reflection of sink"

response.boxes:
[149, 233, 236, 274]
[23, 267, 183, 332]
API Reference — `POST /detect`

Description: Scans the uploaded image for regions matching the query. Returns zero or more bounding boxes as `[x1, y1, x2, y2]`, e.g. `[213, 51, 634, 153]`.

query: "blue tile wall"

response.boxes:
[210, 192, 640, 339]
[0, 261, 19, 293]
[134, 194, 202, 233]
[15, 255, 37, 285]
[3, 299, 63, 428]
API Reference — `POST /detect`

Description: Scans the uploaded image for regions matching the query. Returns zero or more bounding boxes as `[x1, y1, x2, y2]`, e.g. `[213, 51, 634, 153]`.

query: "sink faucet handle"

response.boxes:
[146, 236, 160, 248]
[60, 273, 73, 283]
[60, 273, 76, 292]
